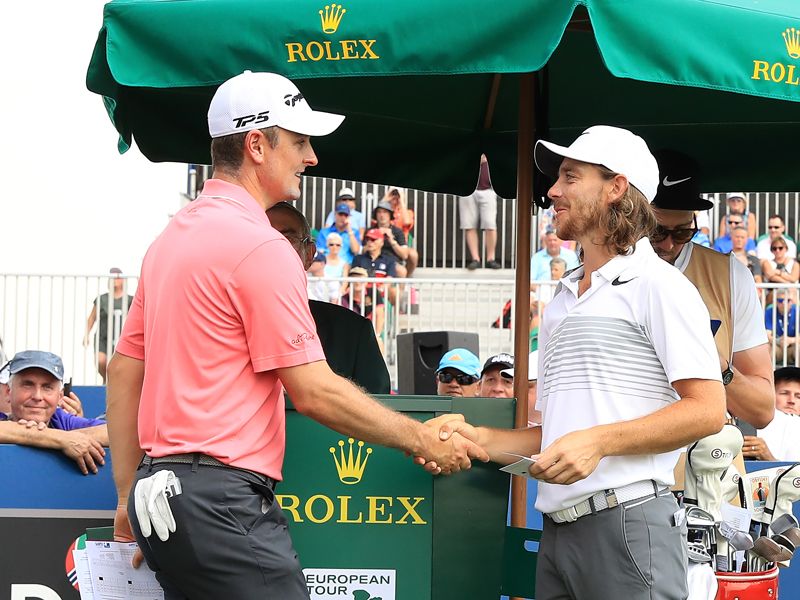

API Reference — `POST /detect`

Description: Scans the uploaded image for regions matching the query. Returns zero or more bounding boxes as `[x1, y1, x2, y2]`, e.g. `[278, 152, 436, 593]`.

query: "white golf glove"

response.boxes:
[134, 469, 182, 542]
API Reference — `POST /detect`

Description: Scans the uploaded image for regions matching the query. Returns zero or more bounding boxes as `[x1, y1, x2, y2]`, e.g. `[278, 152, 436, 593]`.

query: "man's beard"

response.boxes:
[555, 190, 605, 242]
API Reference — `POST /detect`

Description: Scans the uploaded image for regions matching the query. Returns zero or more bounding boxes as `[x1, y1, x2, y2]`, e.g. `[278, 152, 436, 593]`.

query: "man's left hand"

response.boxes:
[742, 434, 775, 461]
[529, 428, 603, 485]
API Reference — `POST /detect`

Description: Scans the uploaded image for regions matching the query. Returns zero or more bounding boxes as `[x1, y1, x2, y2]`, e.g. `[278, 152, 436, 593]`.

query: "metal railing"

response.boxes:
[3, 273, 799, 389]
[189, 166, 800, 270]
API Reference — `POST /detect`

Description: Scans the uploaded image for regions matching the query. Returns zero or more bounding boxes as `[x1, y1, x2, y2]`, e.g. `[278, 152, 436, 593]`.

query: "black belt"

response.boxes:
[140, 453, 276, 490]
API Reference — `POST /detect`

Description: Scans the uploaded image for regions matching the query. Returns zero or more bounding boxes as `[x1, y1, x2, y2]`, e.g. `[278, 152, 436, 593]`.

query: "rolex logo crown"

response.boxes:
[783, 27, 800, 59]
[319, 3, 346, 34]
[330, 437, 372, 484]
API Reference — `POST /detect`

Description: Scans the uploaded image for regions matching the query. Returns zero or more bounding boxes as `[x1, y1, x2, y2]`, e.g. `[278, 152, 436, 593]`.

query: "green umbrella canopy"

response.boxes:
[87, 0, 800, 196]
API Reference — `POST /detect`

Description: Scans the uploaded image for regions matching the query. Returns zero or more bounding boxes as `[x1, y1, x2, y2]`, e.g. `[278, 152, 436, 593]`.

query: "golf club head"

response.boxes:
[687, 541, 712, 563]
[686, 506, 715, 529]
[772, 532, 797, 553]
[753, 536, 790, 563]
[729, 531, 754, 552]
[765, 463, 800, 526]
[770, 513, 799, 536]
[781, 526, 800, 548]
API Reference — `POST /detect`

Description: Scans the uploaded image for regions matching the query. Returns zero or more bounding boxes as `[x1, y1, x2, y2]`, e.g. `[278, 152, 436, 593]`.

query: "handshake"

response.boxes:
[411, 413, 490, 476]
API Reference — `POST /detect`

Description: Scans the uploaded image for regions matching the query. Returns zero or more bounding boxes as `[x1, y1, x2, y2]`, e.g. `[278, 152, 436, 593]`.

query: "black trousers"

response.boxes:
[129, 460, 309, 599]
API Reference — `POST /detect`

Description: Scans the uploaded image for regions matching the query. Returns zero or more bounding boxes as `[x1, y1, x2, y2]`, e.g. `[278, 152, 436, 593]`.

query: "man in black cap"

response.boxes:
[478, 353, 514, 398]
[650, 150, 774, 433]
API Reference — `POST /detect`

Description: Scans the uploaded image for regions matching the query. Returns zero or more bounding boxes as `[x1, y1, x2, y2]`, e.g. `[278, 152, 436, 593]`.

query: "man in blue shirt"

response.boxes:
[316, 203, 362, 264]
[713, 214, 756, 254]
[765, 291, 798, 364]
[530, 229, 580, 281]
[0, 350, 107, 474]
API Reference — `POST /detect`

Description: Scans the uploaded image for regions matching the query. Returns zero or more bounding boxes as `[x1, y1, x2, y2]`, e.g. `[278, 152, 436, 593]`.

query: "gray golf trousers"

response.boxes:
[129, 459, 309, 600]
[536, 491, 688, 600]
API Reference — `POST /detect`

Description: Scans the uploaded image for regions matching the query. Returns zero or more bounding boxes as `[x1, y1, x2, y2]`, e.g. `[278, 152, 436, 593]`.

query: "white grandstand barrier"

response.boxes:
[0, 274, 139, 385]
[2, 273, 797, 387]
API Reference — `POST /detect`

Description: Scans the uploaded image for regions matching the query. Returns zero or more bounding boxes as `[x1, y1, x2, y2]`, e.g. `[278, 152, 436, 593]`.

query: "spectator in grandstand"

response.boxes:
[352, 228, 399, 304]
[713, 214, 756, 254]
[316, 203, 361, 264]
[742, 367, 800, 461]
[307, 251, 330, 302]
[459, 154, 501, 270]
[82, 267, 134, 383]
[730, 227, 762, 283]
[0, 363, 10, 415]
[765, 287, 798, 364]
[322, 231, 350, 302]
[372, 200, 417, 278]
[324, 187, 366, 240]
[340, 266, 386, 352]
[383, 187, 420, 275]
[267, 202, 391, 393]
[0, 350, 107, 474]
[435, 348, 481, 397]
[537, 257, 568, 305]
[530, 229, 579, 282]
[478, 353, 514, 398]
[756, 214, 797, 261]
[692, 208, 712, 247]
[762, 236, 800, 284]
[718, 192, 757, 240]
[384, 187, 415, 240]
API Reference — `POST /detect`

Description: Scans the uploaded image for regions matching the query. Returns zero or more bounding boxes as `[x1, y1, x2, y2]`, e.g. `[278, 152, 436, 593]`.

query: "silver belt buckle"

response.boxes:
[562, 505, 579, 523]
[604, 489, 619, 508]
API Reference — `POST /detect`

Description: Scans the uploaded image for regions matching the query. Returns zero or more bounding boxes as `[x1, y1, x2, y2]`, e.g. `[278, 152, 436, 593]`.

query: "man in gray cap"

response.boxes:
[107, 71, 485, 599]
[650, 150, 774, 431]
[0, 350, 107, 474]
[424, 126, 726, 600]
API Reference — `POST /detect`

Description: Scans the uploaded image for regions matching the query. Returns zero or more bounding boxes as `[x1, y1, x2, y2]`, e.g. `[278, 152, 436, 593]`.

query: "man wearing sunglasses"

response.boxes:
[435, 348, 481, 397]
[712, 213, 756, 255]
[756, 215, 797, 261]
[651, 150, 774, 435]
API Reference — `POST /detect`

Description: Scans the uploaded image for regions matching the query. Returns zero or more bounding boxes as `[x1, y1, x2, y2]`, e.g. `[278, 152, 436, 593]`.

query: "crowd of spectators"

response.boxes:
[528, 191, 800, 367]
[433, 348, 541, 425]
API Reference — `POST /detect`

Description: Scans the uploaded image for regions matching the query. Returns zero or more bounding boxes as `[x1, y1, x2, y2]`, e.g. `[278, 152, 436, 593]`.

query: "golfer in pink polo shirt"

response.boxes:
[105, 71, 488, 599]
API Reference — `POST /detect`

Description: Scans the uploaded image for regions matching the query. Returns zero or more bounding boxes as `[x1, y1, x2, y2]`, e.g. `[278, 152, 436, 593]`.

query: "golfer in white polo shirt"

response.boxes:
[423, 126, 726, 600]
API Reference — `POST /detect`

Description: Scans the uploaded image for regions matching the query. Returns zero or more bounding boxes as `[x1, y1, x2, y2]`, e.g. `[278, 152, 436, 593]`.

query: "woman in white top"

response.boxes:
[762, 236, 800, 284]
[323, 232, 349, 302]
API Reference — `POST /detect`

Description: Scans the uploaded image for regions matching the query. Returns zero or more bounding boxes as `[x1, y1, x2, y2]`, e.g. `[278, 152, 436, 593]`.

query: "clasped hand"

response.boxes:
[412, 414, 488, 475]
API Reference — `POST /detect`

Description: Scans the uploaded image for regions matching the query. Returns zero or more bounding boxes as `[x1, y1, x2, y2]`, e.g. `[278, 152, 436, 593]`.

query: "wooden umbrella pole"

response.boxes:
[510, 72, 536, 533]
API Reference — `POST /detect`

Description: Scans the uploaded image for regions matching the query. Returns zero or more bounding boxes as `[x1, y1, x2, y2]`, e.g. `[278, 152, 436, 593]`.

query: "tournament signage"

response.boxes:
[279, 415, 434, 599]
[285, 4, 380, 64]
[751, 27, 800, 86]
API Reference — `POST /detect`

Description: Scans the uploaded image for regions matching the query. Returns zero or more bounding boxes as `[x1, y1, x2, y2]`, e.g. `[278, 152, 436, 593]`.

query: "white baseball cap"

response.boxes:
[208, 71, 344, 138]
[534, 125, 659, 202]
[501, 351, 538, 381]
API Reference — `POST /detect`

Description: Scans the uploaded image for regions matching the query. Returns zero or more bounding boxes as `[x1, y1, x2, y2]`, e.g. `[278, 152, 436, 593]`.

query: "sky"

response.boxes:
[2, 1, 186, 276]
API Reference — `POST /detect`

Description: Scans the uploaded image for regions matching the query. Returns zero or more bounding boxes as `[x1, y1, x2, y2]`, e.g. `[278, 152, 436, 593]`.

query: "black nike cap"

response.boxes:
[651, 149, 712, 211]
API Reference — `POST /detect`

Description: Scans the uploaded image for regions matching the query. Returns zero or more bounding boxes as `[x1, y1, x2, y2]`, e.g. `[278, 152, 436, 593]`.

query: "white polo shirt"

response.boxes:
[535, 239, 721, 514]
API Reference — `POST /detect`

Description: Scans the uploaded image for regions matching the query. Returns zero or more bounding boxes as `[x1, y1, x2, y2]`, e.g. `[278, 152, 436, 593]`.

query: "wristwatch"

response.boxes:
[722, 361, 734, 386]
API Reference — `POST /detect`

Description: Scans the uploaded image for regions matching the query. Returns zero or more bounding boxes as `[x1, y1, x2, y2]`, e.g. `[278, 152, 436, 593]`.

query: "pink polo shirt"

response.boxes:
[116, 179, 324, 479]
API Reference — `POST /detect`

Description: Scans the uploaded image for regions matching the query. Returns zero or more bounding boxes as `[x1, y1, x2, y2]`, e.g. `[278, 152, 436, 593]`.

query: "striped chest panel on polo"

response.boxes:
[541, 315, 677, 404]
